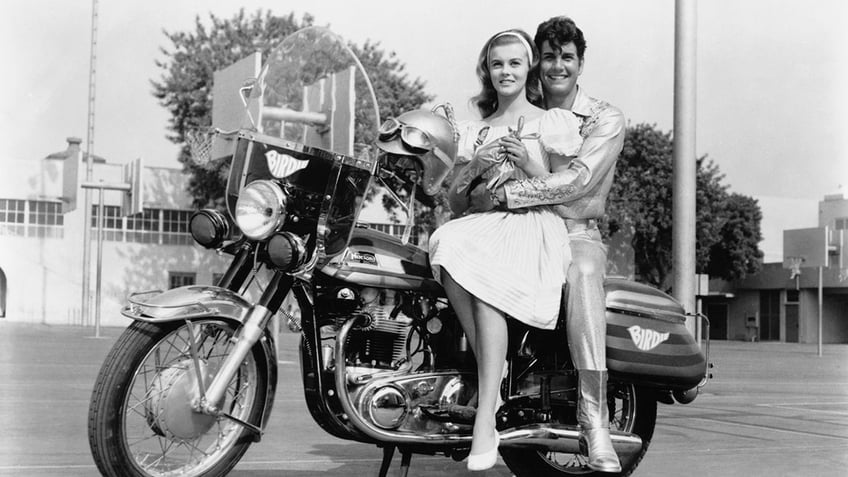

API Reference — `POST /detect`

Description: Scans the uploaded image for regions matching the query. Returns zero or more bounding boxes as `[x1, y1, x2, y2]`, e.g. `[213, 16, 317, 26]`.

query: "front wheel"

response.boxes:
[87, 319, 270, 477]
[500, 382, 657, 477]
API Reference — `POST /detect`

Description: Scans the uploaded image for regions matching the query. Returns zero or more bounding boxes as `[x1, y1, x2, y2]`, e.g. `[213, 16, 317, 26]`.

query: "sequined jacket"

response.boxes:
[503, 87, 625, 219]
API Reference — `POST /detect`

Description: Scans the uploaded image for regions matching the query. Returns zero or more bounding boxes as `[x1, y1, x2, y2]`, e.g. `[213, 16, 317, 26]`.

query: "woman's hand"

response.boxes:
[498, 136, 530, 169]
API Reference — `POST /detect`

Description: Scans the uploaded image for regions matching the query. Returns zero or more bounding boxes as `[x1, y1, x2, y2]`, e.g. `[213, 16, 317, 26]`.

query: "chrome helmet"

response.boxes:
[375, 105, 458, 196]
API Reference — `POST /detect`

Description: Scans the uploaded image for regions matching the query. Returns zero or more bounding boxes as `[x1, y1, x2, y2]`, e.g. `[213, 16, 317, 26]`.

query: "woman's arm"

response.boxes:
[447, 161, 481, 215]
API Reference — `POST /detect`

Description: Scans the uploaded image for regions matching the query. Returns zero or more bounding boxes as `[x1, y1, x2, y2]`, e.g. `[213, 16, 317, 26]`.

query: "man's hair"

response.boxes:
[534, 16, 587, 59]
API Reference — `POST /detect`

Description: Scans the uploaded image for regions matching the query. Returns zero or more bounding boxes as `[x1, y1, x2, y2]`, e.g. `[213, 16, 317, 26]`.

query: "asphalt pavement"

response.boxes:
[1, 321, 846, 477]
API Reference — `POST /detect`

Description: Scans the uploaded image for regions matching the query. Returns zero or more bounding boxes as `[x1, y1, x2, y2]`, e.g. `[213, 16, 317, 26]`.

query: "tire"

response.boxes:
[500, 382, 657, 477]
[88, 319, 269, 477]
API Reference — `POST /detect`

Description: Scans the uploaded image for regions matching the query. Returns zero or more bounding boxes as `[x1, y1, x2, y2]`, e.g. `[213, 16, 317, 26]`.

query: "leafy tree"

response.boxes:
[152, 10, 314, 209]
[706, 193, 764, 280]
[152, 9, 434, 209]
[603, 123, 762, 289]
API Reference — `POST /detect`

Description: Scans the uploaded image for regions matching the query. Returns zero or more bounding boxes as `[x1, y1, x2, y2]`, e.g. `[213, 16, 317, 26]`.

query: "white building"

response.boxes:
[0, 137, 414, 327]
[0, 138, 229, 326]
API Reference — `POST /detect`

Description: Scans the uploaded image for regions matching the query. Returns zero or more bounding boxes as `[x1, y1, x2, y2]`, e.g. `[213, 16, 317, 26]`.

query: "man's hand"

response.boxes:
[468, 182, 494, 212]
[468, 183, 508, 213]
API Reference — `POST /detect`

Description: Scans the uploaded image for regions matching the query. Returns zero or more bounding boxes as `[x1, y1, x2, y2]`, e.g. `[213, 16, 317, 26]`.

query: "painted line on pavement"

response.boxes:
[687, 416, 848, 441]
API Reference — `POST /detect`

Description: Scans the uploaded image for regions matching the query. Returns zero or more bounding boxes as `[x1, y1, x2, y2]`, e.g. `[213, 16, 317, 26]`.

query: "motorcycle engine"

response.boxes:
[347, 298, 414, 368]
[318, 287, 419, 371]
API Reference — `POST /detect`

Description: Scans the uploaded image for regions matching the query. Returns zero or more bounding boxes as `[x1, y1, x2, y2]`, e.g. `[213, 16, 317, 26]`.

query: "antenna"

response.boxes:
[86, 0, 98, 164]
[81, 0, 99, 329]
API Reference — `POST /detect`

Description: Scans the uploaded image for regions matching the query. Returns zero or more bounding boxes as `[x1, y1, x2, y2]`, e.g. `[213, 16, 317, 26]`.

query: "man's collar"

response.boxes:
[569, 85, 592, 117]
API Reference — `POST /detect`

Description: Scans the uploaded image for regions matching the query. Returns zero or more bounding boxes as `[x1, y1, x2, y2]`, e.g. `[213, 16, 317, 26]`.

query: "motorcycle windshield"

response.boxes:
[225, 26, 380, 262]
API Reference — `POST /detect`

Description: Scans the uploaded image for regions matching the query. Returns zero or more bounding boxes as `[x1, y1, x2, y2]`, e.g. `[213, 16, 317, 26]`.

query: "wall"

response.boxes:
[727, 290, 760, 341]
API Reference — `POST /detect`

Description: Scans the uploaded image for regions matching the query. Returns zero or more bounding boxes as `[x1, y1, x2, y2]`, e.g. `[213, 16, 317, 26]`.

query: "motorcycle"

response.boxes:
[87, 26, 711, 477]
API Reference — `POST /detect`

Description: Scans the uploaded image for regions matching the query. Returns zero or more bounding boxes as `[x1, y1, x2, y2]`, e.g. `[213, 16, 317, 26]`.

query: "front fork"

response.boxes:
[198, 271, 293, 415]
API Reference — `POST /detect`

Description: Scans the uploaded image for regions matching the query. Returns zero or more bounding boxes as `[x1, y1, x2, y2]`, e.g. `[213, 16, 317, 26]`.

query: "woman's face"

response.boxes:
[487, 42, 530, 99]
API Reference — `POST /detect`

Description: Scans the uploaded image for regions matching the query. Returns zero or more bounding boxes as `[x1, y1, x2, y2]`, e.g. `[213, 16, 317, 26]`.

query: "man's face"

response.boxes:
[539, 40, 584, 98]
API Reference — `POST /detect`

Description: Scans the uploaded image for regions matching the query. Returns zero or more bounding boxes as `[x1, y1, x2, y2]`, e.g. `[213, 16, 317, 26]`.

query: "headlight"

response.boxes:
[189, 209, 230, 249]
[267, 232, 309, 272]
[235, 180, 287, 240]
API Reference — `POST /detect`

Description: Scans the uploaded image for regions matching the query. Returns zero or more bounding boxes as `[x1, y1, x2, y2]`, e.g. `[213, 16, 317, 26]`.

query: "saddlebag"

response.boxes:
[604, 278, 706, 389]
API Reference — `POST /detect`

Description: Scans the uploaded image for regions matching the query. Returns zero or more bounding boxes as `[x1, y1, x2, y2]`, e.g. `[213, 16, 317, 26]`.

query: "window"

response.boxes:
[169, 272, 196, 289]
[836, 217, 848, 230]
[212, 273, 225, 285]
[162, 209, 192, 245]
[91, 205, 123, 241]
[28, 201, 64, 238]
[0, 199, 27, 236]
[759, 290, 781, 341]
[785, 289, 800, 303]
[127, 209, 160, 244]
[1, 199, 64, 238]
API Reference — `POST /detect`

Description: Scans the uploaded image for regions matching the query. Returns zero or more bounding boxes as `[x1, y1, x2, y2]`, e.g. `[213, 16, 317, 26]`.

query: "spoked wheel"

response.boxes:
[500, 383, 657, 477]
[88, 319, 270, 477]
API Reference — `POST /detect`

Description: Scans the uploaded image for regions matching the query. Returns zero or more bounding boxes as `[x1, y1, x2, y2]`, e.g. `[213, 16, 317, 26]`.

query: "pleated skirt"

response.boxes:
[429, 207, 570, 330]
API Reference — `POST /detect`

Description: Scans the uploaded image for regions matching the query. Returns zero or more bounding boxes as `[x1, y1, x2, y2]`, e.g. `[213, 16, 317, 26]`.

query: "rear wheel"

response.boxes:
[88, 319, 269, 477]
[500, 382, 657, 477]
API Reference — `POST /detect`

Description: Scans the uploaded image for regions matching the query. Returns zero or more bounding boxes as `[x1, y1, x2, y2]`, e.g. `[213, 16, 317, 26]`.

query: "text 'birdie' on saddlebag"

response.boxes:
[604, 278, 707, 390]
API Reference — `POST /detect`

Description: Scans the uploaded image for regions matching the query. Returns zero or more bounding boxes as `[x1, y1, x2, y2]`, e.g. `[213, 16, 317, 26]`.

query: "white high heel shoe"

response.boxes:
[467, 361, 509, 471]
[467, 431, 500, 471]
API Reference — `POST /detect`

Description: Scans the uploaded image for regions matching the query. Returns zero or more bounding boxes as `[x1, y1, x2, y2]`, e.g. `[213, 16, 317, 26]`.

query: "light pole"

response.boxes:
[672, 0, 698, 336]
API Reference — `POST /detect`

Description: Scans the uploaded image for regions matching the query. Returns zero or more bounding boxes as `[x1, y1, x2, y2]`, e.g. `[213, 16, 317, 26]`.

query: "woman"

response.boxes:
[428, 28, 583, 471]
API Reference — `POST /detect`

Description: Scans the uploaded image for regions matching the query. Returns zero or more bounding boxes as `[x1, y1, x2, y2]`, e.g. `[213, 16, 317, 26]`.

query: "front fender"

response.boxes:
[122, 285, 280, 434]
[121, 285, 252, 323]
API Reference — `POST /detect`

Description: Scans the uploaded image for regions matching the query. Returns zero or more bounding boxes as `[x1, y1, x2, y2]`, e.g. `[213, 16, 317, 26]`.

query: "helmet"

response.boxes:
[375, 108, 458, 196]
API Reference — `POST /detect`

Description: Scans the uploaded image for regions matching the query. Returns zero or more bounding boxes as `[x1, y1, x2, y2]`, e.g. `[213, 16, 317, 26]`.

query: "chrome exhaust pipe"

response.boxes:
[499, 423, 643, 458]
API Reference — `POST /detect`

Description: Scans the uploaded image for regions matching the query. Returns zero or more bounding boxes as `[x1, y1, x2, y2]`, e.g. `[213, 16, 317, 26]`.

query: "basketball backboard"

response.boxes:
[783, 226, 830, 269]
[210, 52, 262, 160]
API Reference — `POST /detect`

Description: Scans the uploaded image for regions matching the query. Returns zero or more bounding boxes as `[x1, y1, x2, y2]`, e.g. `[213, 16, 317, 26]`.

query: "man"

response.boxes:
[471, 16, 625, 473]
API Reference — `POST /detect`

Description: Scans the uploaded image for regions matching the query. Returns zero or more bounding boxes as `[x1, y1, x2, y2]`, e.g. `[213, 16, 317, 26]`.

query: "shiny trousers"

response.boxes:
[565, 227, 608, 371]
[566, 227, 621, 471]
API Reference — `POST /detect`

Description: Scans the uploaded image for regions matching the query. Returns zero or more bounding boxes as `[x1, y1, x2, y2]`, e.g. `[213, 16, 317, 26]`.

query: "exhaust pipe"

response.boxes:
[673, 386, 699, 404]
[499, 423, 643, 458]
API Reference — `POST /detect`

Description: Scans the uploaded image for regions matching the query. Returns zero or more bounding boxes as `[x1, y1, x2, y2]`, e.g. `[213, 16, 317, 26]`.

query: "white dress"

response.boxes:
[429, 109, 583, 329]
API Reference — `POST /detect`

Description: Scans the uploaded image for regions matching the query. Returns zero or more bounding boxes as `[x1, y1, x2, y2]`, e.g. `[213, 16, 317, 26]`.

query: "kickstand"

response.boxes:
[398, 450, 412, 477]
[378, 446, 395, 477]
[376, 446, 412, 477]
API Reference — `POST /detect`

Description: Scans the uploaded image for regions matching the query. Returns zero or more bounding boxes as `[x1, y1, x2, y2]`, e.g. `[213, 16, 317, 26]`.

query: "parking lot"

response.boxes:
[1, 321, 846, 476]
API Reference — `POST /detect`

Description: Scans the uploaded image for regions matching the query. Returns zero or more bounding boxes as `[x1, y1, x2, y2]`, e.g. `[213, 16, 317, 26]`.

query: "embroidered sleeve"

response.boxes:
[504, 102, 625, 209]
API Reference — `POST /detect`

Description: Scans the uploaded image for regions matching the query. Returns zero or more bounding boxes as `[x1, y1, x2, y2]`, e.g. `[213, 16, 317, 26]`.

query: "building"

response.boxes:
[0, 138, 414, 327]
[0, 138, 230, 326]
[701, 194, 848, 343]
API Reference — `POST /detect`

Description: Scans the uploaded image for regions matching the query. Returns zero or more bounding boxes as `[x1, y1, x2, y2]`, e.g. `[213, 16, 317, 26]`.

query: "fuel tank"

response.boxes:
[604, 278, 707, 389]
[319, 227, 443, 292]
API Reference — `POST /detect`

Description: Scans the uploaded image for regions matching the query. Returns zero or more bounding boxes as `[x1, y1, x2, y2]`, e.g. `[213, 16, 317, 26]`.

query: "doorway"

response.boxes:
[705, 303, 728, 340]
[0, 267, 6, 318]
[785, 304, 799, 342]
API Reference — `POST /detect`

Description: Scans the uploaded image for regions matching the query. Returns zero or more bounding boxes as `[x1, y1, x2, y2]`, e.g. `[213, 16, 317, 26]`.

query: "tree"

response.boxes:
[152, 9, 434, 209]
[604, 123, 763, 289]
[706, 193, 764, 280]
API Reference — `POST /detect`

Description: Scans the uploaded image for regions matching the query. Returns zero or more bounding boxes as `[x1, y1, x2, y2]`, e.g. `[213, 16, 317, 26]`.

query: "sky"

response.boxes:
[2, 0, 847, 254]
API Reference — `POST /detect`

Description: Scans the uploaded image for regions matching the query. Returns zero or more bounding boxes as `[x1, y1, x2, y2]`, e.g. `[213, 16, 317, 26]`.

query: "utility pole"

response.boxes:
[672, 0, 698, 337]
[82, 0, 99, 326]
